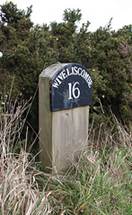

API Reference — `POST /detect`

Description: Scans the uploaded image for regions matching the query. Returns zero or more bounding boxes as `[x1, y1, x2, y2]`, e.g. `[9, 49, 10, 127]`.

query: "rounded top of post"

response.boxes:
[40, 62, 68, 79]
[40, 62, 93, 111]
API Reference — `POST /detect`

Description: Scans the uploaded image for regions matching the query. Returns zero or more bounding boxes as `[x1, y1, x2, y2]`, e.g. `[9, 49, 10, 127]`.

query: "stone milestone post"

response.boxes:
[39, 63, 92, 173]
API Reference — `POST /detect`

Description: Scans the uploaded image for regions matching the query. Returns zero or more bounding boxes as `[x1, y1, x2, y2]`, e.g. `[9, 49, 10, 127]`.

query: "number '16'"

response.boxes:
[68, 82, 80, 100]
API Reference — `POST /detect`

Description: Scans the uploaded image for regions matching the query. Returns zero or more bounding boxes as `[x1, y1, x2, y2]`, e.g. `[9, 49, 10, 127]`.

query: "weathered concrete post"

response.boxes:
[39, 63, 92, 173]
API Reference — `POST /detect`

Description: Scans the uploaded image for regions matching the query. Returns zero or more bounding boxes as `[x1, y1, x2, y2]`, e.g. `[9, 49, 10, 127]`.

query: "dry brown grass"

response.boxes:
[0, 104, 52, 215]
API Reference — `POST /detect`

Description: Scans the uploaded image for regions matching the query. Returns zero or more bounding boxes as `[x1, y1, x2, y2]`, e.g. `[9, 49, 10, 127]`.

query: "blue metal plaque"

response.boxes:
[51, 63, 92, 111]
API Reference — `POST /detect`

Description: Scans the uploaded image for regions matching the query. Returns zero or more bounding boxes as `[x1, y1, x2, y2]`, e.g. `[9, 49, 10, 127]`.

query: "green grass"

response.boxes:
[44, 145, 132, 215]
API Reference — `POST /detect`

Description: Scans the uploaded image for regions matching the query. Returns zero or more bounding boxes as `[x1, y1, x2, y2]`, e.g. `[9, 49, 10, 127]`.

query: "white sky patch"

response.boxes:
[0, 0, 132, 31]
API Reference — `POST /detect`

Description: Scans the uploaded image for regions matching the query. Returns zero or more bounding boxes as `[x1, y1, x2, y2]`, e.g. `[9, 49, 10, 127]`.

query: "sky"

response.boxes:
[0, 0, 132, 31]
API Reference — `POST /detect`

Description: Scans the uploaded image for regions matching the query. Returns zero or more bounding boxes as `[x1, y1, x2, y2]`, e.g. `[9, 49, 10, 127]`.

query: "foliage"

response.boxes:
[0, 2, 132, 130]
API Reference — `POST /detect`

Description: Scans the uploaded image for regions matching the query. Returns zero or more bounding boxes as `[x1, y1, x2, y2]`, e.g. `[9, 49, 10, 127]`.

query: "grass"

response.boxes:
[45, 130, 132, 215]
[0, 106, 131, 215]
[0, 104, 51, 215]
